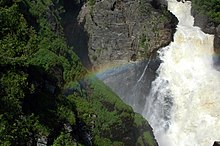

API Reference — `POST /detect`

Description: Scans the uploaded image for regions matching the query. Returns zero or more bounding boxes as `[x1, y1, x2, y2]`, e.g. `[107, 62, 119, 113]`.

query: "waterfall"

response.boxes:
[142, 0, 220, 146]
[137, 57, 151, 83]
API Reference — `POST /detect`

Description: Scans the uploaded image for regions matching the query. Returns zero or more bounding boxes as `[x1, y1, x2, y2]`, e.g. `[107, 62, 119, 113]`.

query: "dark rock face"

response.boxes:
[78, 0, 177, 69]
[61, 0, 92, 68]
[193, 12, 216, 34]
[213, 141, 220, 146]
[192, 7, 220, 56]
[214, 25, 220, 53]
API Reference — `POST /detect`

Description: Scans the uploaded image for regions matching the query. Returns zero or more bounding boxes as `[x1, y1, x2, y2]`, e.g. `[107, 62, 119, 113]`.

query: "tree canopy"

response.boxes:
[192, 0, 220, 23]
[0, 0, 156, 146]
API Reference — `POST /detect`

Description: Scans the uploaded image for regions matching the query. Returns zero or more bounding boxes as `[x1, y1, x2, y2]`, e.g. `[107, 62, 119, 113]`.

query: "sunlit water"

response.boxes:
[142, 0, 220, 146]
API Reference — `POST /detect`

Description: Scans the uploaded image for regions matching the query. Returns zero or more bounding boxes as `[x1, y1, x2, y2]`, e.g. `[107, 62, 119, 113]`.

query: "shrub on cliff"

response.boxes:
[192, 0, 220, 23]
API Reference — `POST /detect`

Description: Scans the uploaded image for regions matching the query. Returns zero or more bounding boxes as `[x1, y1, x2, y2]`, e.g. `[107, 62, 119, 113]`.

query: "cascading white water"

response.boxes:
[142, 0, 220, 146]
[137, 58, 151, 83]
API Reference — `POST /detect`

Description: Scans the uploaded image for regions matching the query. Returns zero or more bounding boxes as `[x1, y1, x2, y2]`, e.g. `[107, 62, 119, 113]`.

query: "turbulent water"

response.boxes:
[142, 0, 220, 146]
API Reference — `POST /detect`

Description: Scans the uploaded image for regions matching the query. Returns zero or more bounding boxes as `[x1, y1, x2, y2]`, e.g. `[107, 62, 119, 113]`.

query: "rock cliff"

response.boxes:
[60, 0, 178, 115]
[77, 0, 177, 70]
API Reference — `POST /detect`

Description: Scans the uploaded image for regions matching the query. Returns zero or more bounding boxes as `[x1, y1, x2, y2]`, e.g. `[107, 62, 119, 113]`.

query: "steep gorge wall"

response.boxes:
[78, 0, 178, 70]
[58, 0, 178, 115]
[73, 0, 177, 114]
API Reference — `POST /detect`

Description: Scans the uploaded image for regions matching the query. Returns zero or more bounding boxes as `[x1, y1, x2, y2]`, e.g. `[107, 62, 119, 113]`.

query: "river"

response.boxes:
[142, 0, 220, 145]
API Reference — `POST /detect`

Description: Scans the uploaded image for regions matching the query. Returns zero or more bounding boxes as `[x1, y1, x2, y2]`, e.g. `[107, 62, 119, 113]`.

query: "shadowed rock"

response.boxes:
[213, 141, 220, 146]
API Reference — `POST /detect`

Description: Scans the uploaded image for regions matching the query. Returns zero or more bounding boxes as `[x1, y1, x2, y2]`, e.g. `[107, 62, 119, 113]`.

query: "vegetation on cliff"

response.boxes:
[0, 0, 157, 145]
[192, 0, 220, 23]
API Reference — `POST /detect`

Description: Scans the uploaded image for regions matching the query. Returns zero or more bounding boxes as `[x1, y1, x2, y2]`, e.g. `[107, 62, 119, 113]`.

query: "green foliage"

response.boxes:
[0, 113, 48, 146]
[143, 132, 155, 146]
[134, 114, 144, 127]
[0, 0, 84, 145]
[53, 132, 76, 146]
[23, 0, 52, 18]
[0, 3, 38, 66]
[1, 71, 27, 99]
[93, 135, 112, 146]
[88, 0, 95, 6]
[136, 132, 155, 146]
[28, 49, 62, 70]
[0, 70, 28, 115]
[192, 0, 220, 23]
[57, 105, 76, 125]
[0, 0, 156, 146]
[93, 135, 124, 146]
[137, 136, 145, 146]
[139, 34, 147, 49]
[67, 77, 141, 145]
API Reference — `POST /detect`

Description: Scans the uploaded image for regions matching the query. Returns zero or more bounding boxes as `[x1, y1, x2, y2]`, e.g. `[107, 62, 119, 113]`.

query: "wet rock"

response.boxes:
[214, 25, 220, 54]
[192, 11, 216, 34]
[193, 13, 209, 31]
[64, 123, 73, 133]
[192, 5, 220, 55]
[213, 141, 220, 146]
[37, 136, 47, 146]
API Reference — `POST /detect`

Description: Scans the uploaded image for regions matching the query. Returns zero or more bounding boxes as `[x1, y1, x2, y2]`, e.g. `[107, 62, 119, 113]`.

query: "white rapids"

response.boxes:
[142, 0, 220, 146]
